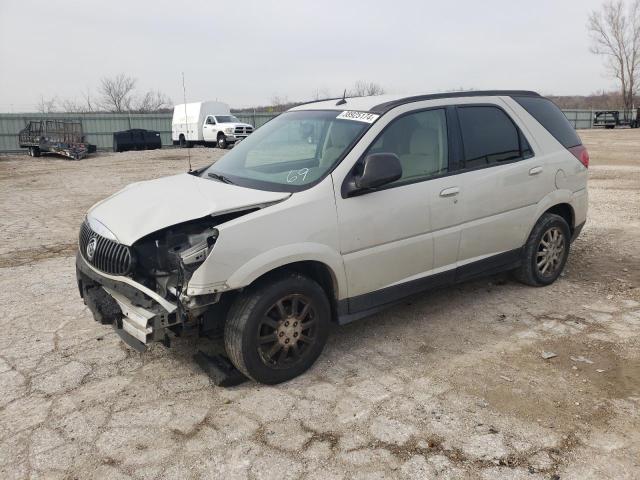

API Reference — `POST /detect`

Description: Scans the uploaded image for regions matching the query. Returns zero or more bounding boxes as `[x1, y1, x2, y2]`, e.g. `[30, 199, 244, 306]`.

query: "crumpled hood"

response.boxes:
[87, 173, 290, 245]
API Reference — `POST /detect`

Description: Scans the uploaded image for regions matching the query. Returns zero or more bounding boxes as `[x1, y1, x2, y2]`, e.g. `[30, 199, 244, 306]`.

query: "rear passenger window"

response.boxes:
[367, 109, 448, 183]
[458, 106, 532, 168]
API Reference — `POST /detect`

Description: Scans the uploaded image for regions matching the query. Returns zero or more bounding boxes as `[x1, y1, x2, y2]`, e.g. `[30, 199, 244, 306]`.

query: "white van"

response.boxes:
[78, 90, 588, 384]
[171, 101, 254, 149]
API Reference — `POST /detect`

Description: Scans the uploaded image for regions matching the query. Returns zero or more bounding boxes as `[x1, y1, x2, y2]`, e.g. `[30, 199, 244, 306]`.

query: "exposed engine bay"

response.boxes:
[76, 208, 258, 350]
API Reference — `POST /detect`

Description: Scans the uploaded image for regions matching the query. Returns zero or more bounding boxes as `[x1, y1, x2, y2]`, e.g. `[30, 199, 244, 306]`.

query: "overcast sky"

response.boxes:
[0, 0, 614, 111]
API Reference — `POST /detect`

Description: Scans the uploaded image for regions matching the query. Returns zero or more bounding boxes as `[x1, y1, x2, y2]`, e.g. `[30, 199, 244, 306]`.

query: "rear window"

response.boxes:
[513, 96, 581, 148]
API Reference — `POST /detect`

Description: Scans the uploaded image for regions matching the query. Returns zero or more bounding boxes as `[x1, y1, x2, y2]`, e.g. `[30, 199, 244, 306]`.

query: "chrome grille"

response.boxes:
[79, 221, 133, 276]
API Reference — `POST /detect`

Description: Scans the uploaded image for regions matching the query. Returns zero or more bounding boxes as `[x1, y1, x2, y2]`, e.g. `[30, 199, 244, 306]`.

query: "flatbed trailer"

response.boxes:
[18, 120, 96, 160]
[593, 109, 639, 129]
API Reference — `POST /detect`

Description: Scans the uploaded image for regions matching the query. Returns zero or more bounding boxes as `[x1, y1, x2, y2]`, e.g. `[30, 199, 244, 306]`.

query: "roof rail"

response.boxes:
[371, 90, 541, 113]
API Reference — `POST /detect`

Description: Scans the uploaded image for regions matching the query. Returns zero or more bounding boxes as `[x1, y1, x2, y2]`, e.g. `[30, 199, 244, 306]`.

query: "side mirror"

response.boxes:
[345, 153, 402, 196]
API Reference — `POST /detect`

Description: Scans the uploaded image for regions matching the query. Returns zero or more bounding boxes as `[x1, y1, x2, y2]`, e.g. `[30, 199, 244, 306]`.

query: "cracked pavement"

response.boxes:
[0, 130, 639, 479]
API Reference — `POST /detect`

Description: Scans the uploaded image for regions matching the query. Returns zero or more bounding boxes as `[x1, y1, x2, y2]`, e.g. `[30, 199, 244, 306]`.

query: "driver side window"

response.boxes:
[368, 109, 448, 184]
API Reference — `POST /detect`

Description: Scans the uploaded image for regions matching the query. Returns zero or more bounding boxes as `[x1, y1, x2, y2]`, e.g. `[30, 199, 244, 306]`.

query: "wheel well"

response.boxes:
[250, 261, 339, 321]
[545, 203, 574, 233]
[217, 131, 225, 138]
[179, 133, 185, 139]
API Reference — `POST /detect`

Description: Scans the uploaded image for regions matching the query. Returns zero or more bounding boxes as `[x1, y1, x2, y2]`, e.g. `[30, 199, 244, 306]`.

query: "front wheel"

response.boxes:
[217, 134, 228, 149]
[224, 272, 330, 384]
[514, 213, 571, 286]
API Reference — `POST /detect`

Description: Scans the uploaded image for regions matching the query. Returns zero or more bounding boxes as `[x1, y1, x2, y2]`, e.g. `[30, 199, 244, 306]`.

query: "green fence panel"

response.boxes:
[0, 108, 607, 154]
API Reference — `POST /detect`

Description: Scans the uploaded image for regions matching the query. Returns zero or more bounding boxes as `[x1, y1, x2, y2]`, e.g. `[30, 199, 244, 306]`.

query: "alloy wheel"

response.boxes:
[256, 294, 318, 369]
[536, 226, 566, 277]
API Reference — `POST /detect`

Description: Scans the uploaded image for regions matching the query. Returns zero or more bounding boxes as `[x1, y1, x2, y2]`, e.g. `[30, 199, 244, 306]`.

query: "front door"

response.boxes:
[202, 116, 217, 142]
[332, 108, 452, 308]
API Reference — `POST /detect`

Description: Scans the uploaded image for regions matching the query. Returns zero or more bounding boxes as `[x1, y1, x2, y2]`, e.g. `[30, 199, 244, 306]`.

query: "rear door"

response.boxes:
[451, 101, 548, 273]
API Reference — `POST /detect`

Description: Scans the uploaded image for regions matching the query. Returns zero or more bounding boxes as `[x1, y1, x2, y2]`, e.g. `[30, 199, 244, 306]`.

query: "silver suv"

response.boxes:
[77, 90, 588, 384]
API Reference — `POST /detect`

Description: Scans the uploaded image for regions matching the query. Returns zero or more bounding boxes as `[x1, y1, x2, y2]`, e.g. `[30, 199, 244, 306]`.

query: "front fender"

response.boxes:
[186, 242, 346, 299]
[225, 242, 346, 298]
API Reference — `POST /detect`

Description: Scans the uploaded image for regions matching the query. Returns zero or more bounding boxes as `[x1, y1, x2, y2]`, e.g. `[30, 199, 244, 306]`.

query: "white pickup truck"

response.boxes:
[172, 101, 254, 149]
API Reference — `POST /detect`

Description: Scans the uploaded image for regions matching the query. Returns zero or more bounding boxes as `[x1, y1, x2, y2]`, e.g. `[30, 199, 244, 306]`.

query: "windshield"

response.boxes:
[215, 115, 240, 123]
[202, 110, 371, 191]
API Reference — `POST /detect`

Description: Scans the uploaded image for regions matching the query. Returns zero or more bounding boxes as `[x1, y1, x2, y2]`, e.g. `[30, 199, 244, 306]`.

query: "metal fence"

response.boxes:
[0, 108, 619, 154]
[0, 112, 280, 153]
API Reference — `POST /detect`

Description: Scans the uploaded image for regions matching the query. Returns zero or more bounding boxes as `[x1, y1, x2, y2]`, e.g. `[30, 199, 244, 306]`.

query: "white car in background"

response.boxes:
[172, 100, 253, 149]
[77, 90, 588, 384]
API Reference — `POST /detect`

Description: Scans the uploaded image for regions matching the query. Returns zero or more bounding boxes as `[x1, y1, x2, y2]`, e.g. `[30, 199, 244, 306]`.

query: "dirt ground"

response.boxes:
[0, 129, 639, 480]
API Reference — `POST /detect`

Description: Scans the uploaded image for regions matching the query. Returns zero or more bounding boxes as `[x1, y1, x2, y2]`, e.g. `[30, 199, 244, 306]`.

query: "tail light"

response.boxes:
[568, 145, 589, 168]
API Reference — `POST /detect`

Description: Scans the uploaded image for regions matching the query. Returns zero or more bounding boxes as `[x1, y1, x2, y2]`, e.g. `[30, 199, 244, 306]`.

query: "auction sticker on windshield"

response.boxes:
[336, 111, 380, 123]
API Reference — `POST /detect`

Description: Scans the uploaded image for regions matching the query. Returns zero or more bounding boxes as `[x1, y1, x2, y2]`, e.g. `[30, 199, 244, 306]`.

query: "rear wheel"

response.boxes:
[28, 146, 41, 157]
[514, 213, 570, 286]
[179, 135, 186, 148]
[224, 272, 330, 384]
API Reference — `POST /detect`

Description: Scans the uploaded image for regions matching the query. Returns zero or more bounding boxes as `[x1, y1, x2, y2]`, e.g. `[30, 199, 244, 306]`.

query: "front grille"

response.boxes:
[79, 221, 133, 276]
[233, 126, 253, 135]
[234, 126, 244, 134]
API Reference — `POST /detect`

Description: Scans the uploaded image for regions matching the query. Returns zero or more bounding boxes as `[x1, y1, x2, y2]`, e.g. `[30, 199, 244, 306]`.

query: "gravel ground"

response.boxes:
[0, 130, 639, 479]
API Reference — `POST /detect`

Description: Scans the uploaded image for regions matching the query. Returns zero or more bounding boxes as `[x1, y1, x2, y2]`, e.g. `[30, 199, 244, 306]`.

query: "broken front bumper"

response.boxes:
[76, 253, 178, 351]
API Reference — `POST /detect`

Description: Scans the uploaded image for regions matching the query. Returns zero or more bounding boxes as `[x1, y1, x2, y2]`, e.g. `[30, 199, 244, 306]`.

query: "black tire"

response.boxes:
[179, 135, 187, 148]
[514, 213, 571, 287]
[224, 272, 330, 384]
[28, 146, 41, 157]
[217, 133, 227, 149]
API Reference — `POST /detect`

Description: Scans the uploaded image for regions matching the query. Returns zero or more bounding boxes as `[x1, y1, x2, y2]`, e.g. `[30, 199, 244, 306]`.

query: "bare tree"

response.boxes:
[270, 95, 289, 110]
[36, 95, 57, 113]
[134, 90, 172, 113]
[60, 98, 85, 113]
[99, 73, 137, 112]
[348, 80, 386, 97]
[588, 0, 640, 113]
[81, 88, 95, 112]
[312, 88, 331, 101]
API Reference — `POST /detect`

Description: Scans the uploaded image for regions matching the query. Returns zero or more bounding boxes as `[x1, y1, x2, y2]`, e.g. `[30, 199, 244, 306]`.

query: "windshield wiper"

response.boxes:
[207, 172, 234, 184]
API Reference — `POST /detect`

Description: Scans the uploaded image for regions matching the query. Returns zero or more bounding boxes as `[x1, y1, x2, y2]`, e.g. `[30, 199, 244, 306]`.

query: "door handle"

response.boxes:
[529, 166, 543, 175]
[440, 186, 460, 197]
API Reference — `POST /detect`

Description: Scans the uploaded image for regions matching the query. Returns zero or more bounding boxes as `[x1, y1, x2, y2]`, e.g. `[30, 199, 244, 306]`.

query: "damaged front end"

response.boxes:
[76, 212, 248, 351]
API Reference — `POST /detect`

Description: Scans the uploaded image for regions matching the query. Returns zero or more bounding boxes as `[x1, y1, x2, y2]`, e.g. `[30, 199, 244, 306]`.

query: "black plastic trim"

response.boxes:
[571, 221, 586, 243]
[336, 248, 522, 325]
[371, 90, 540, 114]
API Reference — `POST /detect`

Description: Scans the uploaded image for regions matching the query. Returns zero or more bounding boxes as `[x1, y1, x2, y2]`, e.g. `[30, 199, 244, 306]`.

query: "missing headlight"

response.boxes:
[178, 231, 218, 267]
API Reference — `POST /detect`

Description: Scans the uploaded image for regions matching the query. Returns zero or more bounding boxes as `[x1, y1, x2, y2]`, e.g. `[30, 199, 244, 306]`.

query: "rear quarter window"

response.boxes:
[513, 96, 582, 148]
